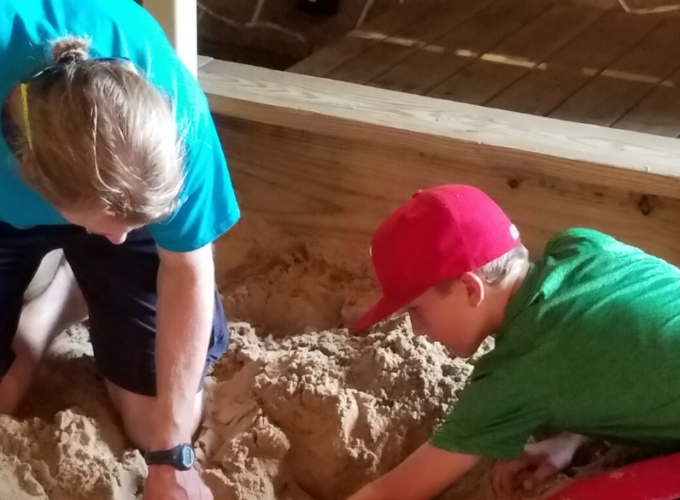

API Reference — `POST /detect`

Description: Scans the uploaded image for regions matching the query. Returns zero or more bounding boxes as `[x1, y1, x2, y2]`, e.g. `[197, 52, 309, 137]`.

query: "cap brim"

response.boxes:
[349, 294, 411, 335]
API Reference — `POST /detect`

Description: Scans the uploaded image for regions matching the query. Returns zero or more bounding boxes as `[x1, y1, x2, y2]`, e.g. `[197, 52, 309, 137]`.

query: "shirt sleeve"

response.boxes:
[429, 368, 549, 460]
[148, 71, 240, 253]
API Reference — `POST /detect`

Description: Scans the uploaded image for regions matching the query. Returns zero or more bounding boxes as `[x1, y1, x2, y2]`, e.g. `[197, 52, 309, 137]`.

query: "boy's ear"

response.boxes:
[459, 272, 485, 307]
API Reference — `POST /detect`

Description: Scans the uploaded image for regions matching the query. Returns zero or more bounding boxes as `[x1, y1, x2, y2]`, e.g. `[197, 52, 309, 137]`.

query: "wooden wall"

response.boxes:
[199, 60, 680, 264]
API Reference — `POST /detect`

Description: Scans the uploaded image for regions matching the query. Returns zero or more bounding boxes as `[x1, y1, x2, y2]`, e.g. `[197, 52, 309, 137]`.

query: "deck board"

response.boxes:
[486, 11, 661, 115]
[288, 0, 447, 77]
[550, 20, 680, 126]
[290, 0, 680, 138]
[324, 0, 494, 85]
[368, 0, 548, 95]
[426, 4, 602, 105]
[613, 66, 680, 137]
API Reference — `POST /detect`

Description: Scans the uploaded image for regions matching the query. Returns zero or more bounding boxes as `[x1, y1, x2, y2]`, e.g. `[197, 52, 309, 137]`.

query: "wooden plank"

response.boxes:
[217, 116, 680, 266]
[323, 0, 494, 85]
[197, 55, 214, 69]
[287, 0, 446, 77]
[550, 19, 680, 126]
[612, 66, 680, 137]
[427, 4, 602, 105]
[198, 60, 680, 200]
[368, 0, 548, 95]
[201, 61, 680, 264]
[487, 11, 661, 116]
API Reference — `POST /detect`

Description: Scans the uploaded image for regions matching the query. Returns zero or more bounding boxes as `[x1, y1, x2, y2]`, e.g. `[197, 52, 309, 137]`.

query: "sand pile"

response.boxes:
[0, 410, 146, 500]
[0, 220, 643, 499]
[197, 318, 476, 500]
[215, 219, 380, 334]
[0, 325, 146, 500]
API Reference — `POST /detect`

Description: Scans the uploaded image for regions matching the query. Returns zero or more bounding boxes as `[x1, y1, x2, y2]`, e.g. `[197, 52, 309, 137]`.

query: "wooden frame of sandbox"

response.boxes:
[197, 58, 680, 266]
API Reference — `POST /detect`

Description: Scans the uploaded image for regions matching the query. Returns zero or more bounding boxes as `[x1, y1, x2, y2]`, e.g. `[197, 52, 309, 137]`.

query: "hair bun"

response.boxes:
[52, 36, 91, 65]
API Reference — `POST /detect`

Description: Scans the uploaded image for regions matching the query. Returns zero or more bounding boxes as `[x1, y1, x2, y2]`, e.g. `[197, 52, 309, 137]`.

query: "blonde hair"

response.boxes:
[474, 243, 529, 286]
[434, 243, 529, 295]
[17, 36, 183, 224]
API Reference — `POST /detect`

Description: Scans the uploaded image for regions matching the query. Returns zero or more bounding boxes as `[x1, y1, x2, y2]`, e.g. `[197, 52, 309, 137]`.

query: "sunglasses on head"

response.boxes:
[21, 56, 138, 84]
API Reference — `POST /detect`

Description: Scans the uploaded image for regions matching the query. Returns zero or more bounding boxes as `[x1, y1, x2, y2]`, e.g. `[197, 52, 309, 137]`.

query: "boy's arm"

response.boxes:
[348, 443, 480, 500]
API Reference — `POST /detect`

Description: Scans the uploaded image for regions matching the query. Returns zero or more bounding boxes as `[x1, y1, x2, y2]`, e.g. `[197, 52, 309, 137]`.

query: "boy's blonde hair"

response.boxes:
[435, 243, 529, 295]
[474, 243, 529, 286]
[17, 37, 183, 224]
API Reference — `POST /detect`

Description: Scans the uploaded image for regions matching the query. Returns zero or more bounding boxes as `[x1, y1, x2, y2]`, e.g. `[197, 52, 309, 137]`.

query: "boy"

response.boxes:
[348, 184, 680, 500]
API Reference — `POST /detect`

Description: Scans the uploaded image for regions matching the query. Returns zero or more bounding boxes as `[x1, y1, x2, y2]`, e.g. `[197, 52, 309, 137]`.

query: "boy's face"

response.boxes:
[407, 274, 489, 358]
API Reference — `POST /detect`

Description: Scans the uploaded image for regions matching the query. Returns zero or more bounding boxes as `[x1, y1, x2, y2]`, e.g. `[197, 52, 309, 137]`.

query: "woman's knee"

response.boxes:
[23, 250, 64, 302]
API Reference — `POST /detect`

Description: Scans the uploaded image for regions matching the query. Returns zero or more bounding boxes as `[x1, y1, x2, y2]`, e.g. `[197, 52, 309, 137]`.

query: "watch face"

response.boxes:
[180, 445, 195, 468]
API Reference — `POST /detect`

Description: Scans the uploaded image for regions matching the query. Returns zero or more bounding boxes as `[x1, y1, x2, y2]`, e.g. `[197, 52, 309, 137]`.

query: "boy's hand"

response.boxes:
[492, 432, 588, 495]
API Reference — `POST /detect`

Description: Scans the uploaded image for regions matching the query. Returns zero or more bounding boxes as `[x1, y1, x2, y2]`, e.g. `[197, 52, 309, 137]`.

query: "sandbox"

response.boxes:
[3, 16, 677, 495]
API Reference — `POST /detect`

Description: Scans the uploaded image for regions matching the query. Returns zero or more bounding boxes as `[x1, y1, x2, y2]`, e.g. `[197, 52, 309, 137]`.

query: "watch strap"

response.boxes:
[144, 444, 195, 471]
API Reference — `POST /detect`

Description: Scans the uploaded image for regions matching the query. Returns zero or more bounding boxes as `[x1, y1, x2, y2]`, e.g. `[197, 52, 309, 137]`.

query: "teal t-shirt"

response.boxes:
[431, 228, 680, 459]
[0, 0, 240, 252]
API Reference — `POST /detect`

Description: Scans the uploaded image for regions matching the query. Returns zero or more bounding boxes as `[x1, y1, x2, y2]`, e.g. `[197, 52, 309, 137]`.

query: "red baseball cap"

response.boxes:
[350, 184, 520, 334]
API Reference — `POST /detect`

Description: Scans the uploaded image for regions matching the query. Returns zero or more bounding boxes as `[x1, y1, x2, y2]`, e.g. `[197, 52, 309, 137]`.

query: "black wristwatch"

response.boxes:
[144, 444, 196, 471]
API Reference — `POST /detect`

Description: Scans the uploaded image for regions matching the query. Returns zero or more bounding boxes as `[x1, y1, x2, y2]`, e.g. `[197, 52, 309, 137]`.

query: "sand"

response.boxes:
[198, 319, 478, 500]
[0, 221, 642, 500]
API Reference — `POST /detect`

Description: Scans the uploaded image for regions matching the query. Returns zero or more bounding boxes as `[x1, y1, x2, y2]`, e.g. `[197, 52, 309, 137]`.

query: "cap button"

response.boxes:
[413, 189, 423, 198]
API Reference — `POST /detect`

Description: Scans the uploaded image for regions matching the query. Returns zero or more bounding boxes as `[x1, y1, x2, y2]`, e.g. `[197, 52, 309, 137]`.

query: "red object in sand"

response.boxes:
[546, 452, 680, 500]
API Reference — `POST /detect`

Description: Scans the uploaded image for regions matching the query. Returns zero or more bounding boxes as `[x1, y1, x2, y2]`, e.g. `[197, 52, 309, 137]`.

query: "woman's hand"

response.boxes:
[143, 465, 213, 500]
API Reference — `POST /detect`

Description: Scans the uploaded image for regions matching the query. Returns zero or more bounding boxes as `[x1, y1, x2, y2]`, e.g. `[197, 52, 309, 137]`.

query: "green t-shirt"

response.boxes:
[430, 228, 680, 459]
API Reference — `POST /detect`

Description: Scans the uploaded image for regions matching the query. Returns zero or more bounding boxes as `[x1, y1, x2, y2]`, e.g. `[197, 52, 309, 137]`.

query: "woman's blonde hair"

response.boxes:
[17, 36, 183, 224]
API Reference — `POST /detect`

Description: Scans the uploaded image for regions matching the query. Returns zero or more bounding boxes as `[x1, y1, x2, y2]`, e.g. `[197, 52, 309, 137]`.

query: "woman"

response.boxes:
[0, 1, 240, 498]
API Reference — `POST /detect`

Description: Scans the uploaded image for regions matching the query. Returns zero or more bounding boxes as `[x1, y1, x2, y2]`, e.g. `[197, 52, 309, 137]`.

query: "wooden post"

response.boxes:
[144, 0, 198, 77]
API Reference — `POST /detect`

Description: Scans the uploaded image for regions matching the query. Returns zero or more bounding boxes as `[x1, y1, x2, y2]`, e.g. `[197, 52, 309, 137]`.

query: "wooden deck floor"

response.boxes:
[289, 0, 680, 138]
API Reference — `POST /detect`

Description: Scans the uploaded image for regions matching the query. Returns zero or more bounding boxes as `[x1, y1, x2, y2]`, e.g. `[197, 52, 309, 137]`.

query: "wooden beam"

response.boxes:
[198, 60, 680, 264]
[144, 0, 198, 76]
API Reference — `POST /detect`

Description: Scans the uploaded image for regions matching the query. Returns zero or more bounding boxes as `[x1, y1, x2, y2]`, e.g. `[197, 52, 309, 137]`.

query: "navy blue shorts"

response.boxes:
[0, 221, 229, 396]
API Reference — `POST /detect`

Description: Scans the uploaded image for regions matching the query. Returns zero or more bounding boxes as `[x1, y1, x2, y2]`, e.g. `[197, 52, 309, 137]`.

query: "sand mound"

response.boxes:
[216, 219, 380, 334]
[0, 410, 146, 500]
[0, 326, 146, 500]
[197, 319, 475, 500]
